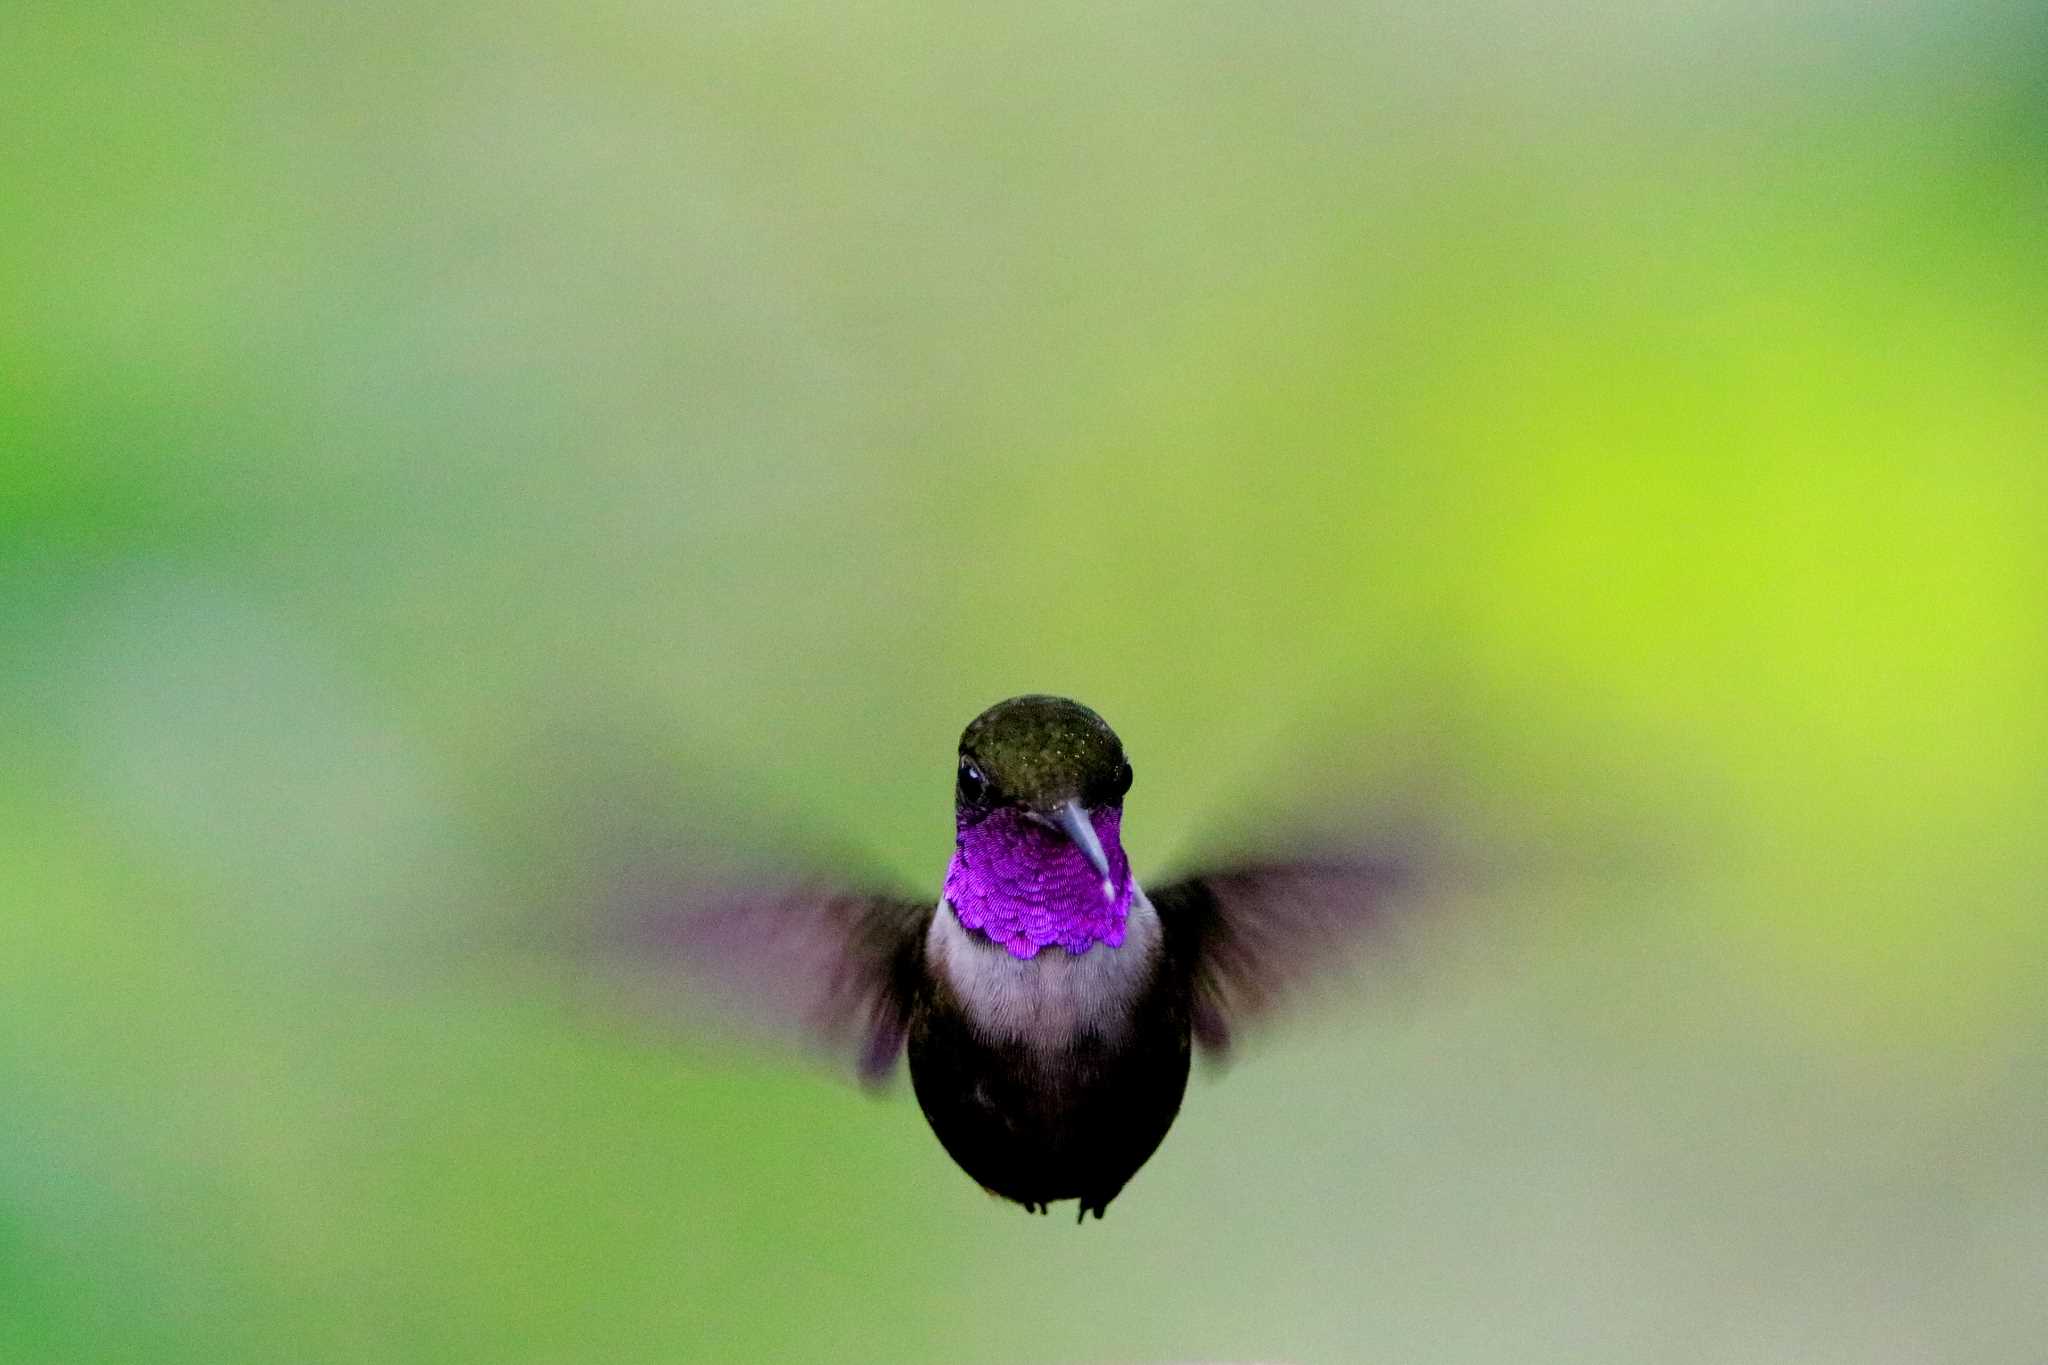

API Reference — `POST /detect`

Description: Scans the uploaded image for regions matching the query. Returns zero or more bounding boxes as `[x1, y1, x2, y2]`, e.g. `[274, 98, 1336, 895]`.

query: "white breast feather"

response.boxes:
[925, 885, 1162, 1046]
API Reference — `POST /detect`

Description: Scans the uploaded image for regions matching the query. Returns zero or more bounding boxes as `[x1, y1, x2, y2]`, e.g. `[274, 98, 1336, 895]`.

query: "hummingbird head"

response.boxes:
[955, 694, 1133, 823]
[945, 696, 1137, 958]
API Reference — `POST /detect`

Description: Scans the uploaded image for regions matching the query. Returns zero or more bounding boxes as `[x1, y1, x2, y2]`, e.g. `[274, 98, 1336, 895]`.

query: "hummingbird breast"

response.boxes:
[925, 887, 1163, 1047]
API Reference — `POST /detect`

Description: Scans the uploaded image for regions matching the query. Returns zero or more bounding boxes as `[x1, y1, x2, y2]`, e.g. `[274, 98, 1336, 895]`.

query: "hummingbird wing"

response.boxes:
[1147, 853, 1412, 1057]
[600, 873, 933, 1086]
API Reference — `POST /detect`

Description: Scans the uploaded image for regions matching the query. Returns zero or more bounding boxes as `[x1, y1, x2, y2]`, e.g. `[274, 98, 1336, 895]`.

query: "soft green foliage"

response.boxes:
[3, 3, 2044, 1361]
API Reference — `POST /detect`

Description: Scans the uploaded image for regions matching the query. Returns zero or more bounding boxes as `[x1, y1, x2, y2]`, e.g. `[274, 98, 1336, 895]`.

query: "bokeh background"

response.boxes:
[5, 2, 2045, 1361]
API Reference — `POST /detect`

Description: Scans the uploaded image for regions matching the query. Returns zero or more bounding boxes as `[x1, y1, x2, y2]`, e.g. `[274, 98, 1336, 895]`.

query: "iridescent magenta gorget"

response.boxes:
[942, 806, 1134, 959]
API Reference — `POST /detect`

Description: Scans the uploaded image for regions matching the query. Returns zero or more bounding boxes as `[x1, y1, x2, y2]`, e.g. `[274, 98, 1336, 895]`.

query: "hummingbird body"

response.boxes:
[915, 874, 1189, 1217]
[649, 694, 1409, 1221]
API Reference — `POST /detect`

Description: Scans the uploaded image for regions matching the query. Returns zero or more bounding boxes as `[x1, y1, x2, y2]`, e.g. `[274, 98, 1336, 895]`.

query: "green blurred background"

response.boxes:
[4, 2, 2045, 1361]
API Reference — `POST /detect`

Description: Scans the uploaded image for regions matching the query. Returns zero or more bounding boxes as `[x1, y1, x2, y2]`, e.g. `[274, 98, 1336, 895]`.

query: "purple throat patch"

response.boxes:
[943, 806, 1133, 959]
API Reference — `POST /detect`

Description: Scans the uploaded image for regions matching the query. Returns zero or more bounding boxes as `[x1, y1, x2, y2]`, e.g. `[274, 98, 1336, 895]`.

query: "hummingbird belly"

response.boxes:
[912, 895, 1191, 1212]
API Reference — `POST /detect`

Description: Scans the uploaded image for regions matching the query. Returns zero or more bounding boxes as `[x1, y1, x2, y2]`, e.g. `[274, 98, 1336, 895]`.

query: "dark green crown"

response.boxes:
[957, 695, 1133, 812]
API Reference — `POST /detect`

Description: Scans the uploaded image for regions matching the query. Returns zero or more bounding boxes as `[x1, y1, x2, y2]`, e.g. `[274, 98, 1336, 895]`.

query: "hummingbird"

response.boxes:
[632, 694, 1409, 1222]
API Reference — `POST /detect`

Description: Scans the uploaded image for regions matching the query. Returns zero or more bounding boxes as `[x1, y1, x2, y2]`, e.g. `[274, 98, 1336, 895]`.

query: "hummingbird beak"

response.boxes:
[1050, 799, 1117, 902]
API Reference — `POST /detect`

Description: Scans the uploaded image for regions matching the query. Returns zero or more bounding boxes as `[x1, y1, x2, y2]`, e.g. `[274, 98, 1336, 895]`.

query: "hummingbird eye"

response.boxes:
[957, 760, 989, 804]
[1113, 761, 1133, 797]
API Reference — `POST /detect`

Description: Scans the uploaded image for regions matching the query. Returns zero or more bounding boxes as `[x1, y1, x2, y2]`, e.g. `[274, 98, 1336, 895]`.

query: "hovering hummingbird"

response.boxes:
[638, 695, 1409, 1222]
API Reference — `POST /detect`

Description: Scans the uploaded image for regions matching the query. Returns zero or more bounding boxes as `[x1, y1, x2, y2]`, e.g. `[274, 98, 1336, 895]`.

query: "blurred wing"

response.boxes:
[1149, 854, 1411, 1056]
[603, 873, 933, 1086]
